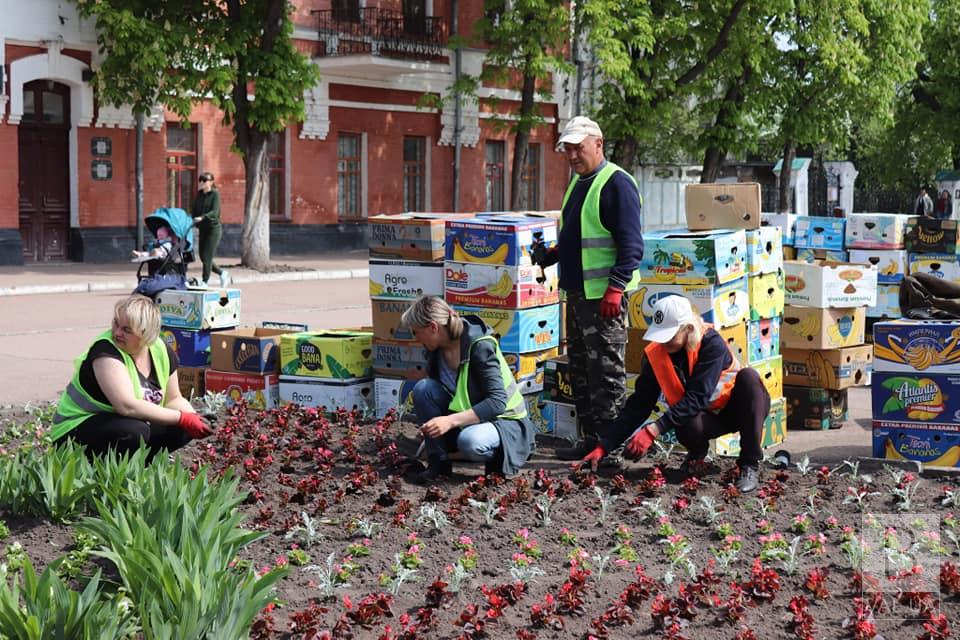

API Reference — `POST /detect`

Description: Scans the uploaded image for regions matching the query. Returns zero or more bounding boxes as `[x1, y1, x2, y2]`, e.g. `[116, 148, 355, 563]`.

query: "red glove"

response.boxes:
[178, 411, 213, 439]
[599, 286, 624, 318]
[575, 444, 607, 472]
[624, 424, 657, 459]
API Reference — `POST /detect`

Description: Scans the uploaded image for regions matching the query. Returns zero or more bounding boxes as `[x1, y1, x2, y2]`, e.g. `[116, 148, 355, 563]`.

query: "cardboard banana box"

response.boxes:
[746, 226, 784, 276]
[793, 216, 846, 251]
[639, 228, 747, 285]
[908, 253, 960, 286]
[781, 345, 873, 390]
[873, 319, 960, 374]
[747, 317, 781, 364]
[748, 270, 785, 320]
[444, 261, 559, 309]
[784, 385, 847, 430]
[780, 306, 865, 350]
[626, 279, 749, 329]
[873, 426, 960, 468]
[713, 397, 786, 457]
[846, 249, 908, 284]
[844, 212, 915, 250]
[369, 259, 444, 299]
[761, 213, 798, 246]
[872, 371, 960, 431]
[452, 304, 560, 353]
[783, 260, 878, 308]
[866, 284, 902, 320]
[445, 216, 557, 266]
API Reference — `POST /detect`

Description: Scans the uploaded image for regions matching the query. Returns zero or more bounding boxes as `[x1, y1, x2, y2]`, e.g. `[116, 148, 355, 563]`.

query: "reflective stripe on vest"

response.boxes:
[643, 326, 740, 413]
[448, 336, 527, 420]
[51, 330, 171, 440]
[560, 161, 643, 299]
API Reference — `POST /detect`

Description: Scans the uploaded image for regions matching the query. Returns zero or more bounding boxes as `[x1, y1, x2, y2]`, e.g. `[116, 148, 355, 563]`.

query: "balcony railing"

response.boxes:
[314, 8, 447, 60]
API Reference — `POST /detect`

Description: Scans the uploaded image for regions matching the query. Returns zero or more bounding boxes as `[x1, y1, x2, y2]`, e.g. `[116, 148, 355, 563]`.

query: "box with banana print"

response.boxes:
[444, 261, 559, 309]
[639, 228, 747, 285]
[844, 212, 915, 250]
[846, 249, 908, 284]
[452, 304, 560, 353]
[907, 253, 960, 286]
[444, 216, 557, 266]
[872, 371, 960, 432]
[866, 284, 902, 319]
[873, 319, 960, 374]
[626, 279, 749, 329]
[873, 426, 960, 467]
[783, 260, 878, 308]
[781, 345, 873, 390]
[780, 306, 866, 350]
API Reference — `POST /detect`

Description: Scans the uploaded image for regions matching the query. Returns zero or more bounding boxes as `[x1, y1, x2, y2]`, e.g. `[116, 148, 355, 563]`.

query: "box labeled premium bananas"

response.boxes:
[369, 259, 444, 299]
[752, 355, 784, 400]
[713, 397, 786, 457]
[784, 385, 847, 430]
[907, 253, 960, 286]
[747, 317, 781, 363]
[761, 213, 798, 245]
[846, 249, 908, 284]
[279, 331, 373, 380]
[444, 261, 559, 309]
[866, 284, 902, 319]
[780, 306, 866, 349]
[445, 216, 557, 266]
[638, 228, 747, 285]
[793, 216, 846, 251]
[746, 226, 784, 275]
[452, 304, 560, 353]
[873, 319, 960, 374]
[781, 345, 874, 390]
[904, 218, 960, 254]
[873, 426, 960, 467]
[368, 213, 472, 262]
[627, 279, 749, 329]
[783, 260, 878, 308]
[844, 213, 914, 249]
[748, 270, 785, 320]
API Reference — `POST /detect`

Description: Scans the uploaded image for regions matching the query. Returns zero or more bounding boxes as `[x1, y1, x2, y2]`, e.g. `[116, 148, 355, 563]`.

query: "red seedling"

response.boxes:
[787, 595, 816, 640]
[918, 609, 951, 640]
[805, 567, 830, 599]
[425, 578, 453, 608]
[744, 558, 781, 602]
[940, 562, 960, 595]
[529, 593, 563, 630]
[680, 476, 701, 495]
[556, 566, 590, 615]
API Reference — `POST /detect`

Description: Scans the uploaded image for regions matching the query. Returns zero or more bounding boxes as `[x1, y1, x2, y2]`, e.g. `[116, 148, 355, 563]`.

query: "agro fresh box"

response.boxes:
[159, 327, 212, 367]
[793, 216, 846, 251]
[369, 259, 444, 299]
[746, 226, 784, 276]
[783, 260, 878, 308]
[452, 304, 560, 353]
[795, 248, 849, 263]
[638, 228, 747, 285]
[713, 397, 786, 457]
[873, 319, 960, 374]
[155, 288, 241, 330]
[209, 327, 290, 374]
[846, 249, 908, 284]
[844, 213, 914, 249]
[761, 213, 798, 245]
[747, 317, 781, 364]
[748, 270, 785, 320]
[444, 216, 557, 266]
[368, 213, 471, 262]
[372, 338, 429, 379]
[908, 253, 960, 285]
[872, 426, 960, 467]
[279, 331, 373, 380]
[752, 355, 783, 400]
[204, 370, 278, 410]
[871, 371, 960, 432]
[781, 345, 874, 390]
[371, 299, 416, 342]
[684, 183, 761, 230]
[278, 375, 374, 413]
[444, 261, 559, 309]
[504, 347, 559, 394]
[784, 385, 847, 430]
[866, 284, 902, 319]
[720, 323, 749, 366]
[780, 305, 866, 349]
[542, 400, 578, 441]
[177, 366, 206, 400]
[374, 376, 417, 419]
[626, 279, 748, 329]
[904, 218, 960, 254]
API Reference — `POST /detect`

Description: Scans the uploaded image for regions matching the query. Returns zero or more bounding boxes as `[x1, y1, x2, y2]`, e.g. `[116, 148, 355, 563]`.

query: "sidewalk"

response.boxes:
[0, 251, 371, 296]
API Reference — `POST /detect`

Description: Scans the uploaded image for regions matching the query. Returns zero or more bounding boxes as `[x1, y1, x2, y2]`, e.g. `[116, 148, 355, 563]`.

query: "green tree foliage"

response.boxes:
[73, 0, 319, 268]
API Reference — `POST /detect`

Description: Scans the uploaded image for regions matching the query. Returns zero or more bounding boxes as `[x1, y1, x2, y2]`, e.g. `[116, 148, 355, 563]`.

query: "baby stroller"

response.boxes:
[133, 207, 195, 300]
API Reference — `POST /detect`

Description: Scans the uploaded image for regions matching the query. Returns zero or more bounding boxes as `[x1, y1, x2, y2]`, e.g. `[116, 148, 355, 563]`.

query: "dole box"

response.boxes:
[626, 279, 748, 329]
[445, 216, 557, 266]
[873, 319, 960, 375]
[452, 304, 560, 353]
[279, 331, 373, 380]
[872, 371, 960, 432]
[639, 228, 746, 285]
[444, 261, 559, 309]
[783, 260, 878, 308]
[844, 213, 914, 249]
[369, 259, 444, 299]
[210, 327, 291, 374]
[155, 288, 241, 330]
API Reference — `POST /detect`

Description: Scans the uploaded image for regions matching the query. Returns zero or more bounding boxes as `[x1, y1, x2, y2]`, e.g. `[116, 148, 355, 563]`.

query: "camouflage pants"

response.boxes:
[565, 290, 628, 438]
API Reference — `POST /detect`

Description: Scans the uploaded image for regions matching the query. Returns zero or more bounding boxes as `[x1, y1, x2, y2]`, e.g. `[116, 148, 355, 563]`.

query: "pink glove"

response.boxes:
[599, 286, 624, 318]
[178, 411, 213, 439]
[625, 424, 656, 459]
[575, 444, 607, 472]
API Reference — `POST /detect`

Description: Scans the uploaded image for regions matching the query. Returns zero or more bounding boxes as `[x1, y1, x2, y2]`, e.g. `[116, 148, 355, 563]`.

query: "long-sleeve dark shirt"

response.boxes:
[599, 328, 732, 452]
[191, 190, 221, 227]
[558, 160, 644, 293]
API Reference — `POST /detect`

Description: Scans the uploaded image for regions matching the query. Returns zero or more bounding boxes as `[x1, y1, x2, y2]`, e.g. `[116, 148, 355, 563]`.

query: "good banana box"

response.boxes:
[444, 261, 559, 309]
[846, 249, 908, 284]
[784, 385, 847, 430]
[795, 248, 849, 263]
[639, 228, 747, 285]
[761, 213, 798, 245]
[204, 370, 279, 410]
[713, 397, 786, 457]
[866, 283, 902, 320]
[626, 279, 748, 329]
[904, 218, 959, 254]
[279, 375, 374, 413]
[369, 260, 444, 299]
[793, 216, 846, 251]
[873, 319, 960, 374]
[280, 331, 373, 380]
[752, 355, 784, 400]
[873, 426, 960, 467]
[780, 305, 866, 349]
[781, 345, 874, 390]
[748, 270, 785, 320]
[783, 260, 878, 308]
[445, 216, 557, 266]
[155, 288, 241, 330]
[505, 347, 559, 394]
[372, 338, 429, 379]
[844, 213, 915, 249]
[746, 226, 784, 276]
[452, 304, 560, 353]
[368, 213, 472, 262]
[872, 371, 960, 432]
[160, 327, 213, 367]
[747, 317, 781, 364]
[908, 253, 960, 285]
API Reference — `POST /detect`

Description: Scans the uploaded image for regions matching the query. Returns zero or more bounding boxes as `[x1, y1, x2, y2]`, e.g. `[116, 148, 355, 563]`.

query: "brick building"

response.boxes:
[0, 0, 573, 265]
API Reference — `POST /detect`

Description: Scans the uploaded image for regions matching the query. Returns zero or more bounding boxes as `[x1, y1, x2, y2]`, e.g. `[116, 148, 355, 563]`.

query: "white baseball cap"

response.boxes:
[558, 116, 603, 146]
[643, 295, 698, 343]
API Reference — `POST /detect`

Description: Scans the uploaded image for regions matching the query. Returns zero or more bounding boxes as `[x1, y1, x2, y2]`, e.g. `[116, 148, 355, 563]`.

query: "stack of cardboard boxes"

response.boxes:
[846, 213, 914, 330]
[278, 329, 375, 413]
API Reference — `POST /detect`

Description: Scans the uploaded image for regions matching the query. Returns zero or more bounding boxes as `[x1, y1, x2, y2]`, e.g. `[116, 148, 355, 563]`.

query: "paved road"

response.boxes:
[0, 278, 370, 406]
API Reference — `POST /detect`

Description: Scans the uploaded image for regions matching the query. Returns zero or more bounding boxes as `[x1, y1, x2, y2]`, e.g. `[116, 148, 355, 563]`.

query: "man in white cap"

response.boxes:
[576, 295, 770, 493]
[531, 115, 644, 461]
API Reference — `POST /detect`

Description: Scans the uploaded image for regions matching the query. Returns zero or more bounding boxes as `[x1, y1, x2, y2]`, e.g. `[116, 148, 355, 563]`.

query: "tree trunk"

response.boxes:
[510, 73, 536, 210]
[778, 141, 796, 213]
[611, 135, 638, 172]
[701, 147, 724, 183]
[240, 132, 271, 270]
[700, 63, 752, 184]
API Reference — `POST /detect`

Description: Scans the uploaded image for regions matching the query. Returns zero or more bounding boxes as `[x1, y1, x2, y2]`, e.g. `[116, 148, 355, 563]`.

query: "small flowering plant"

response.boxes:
[791, 513, 812, 534]
[512, 528, 543, 560]
[559, 528, 578, 547]
[399, 532, 424, 569]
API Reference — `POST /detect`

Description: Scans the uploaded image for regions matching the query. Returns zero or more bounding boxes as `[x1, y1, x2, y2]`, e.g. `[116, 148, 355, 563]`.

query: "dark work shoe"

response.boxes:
[555, 436, 599, 461]
[736, 465, 761, 493]
[413, 458, 452, 485]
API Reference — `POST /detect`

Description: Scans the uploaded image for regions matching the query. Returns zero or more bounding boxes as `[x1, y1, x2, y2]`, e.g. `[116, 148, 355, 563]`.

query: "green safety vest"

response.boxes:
[448, 336, 527, 420]
[561, 161, 643, 299]
[50, 330, 171, 440]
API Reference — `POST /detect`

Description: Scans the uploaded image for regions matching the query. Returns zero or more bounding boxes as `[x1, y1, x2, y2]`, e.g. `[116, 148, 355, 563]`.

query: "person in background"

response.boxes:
[531, 115, 644, 461]
[577, 295, 770, 493]
[934, 189, 952, 220]
[915, 187, 934, 216]
[192, 172, 230, 288]
[51, 295, 213, 458]
[402, 296, 537, 484]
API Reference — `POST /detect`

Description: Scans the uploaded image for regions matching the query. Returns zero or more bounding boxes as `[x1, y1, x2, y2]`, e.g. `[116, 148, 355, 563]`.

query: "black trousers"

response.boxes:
[197, 223, 223, 283]
[56, 413, 191, 460]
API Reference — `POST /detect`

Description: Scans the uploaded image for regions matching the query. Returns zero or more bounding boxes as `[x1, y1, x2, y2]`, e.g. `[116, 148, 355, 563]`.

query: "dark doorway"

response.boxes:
[18, 79, 70, 261]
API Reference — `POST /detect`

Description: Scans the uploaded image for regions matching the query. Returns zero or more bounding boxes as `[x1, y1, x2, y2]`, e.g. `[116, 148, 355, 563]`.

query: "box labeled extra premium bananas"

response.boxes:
[783, 260, 878, 308]
[444, 261, 559, 309]
[781, 345, 873, 390]
[908, 253, 960, 286]
[780, 306, 866, 350]
[639, 228, 747, 285]
[445, 216, 557, 266]
[873, 319, 960, 374]
[872, 371, 960, 432]
[369, 260, 444, 299]
[626, 279, 749, 329]
[846, 249, 908, 284]
[873, 426, 960, 468]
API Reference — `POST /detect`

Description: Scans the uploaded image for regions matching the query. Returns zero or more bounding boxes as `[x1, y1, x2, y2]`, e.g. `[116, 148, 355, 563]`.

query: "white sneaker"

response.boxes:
[219, 270, 231, 287]
[195, 280, 209, 289]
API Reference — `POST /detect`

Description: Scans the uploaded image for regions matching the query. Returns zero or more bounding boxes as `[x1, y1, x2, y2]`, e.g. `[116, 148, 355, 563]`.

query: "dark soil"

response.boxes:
[2, 403, 959, 639]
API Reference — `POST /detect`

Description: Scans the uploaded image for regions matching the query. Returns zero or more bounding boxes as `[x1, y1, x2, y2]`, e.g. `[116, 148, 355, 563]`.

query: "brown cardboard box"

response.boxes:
[371, 299, 416, 341]
[780, 306, 865, 350]
[685, 183, 762, 230]
[781, 345, 873, 390]
[178, 366, 206, 400]
[209, 328, 291, 374]
[625, 326, 646, 373]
